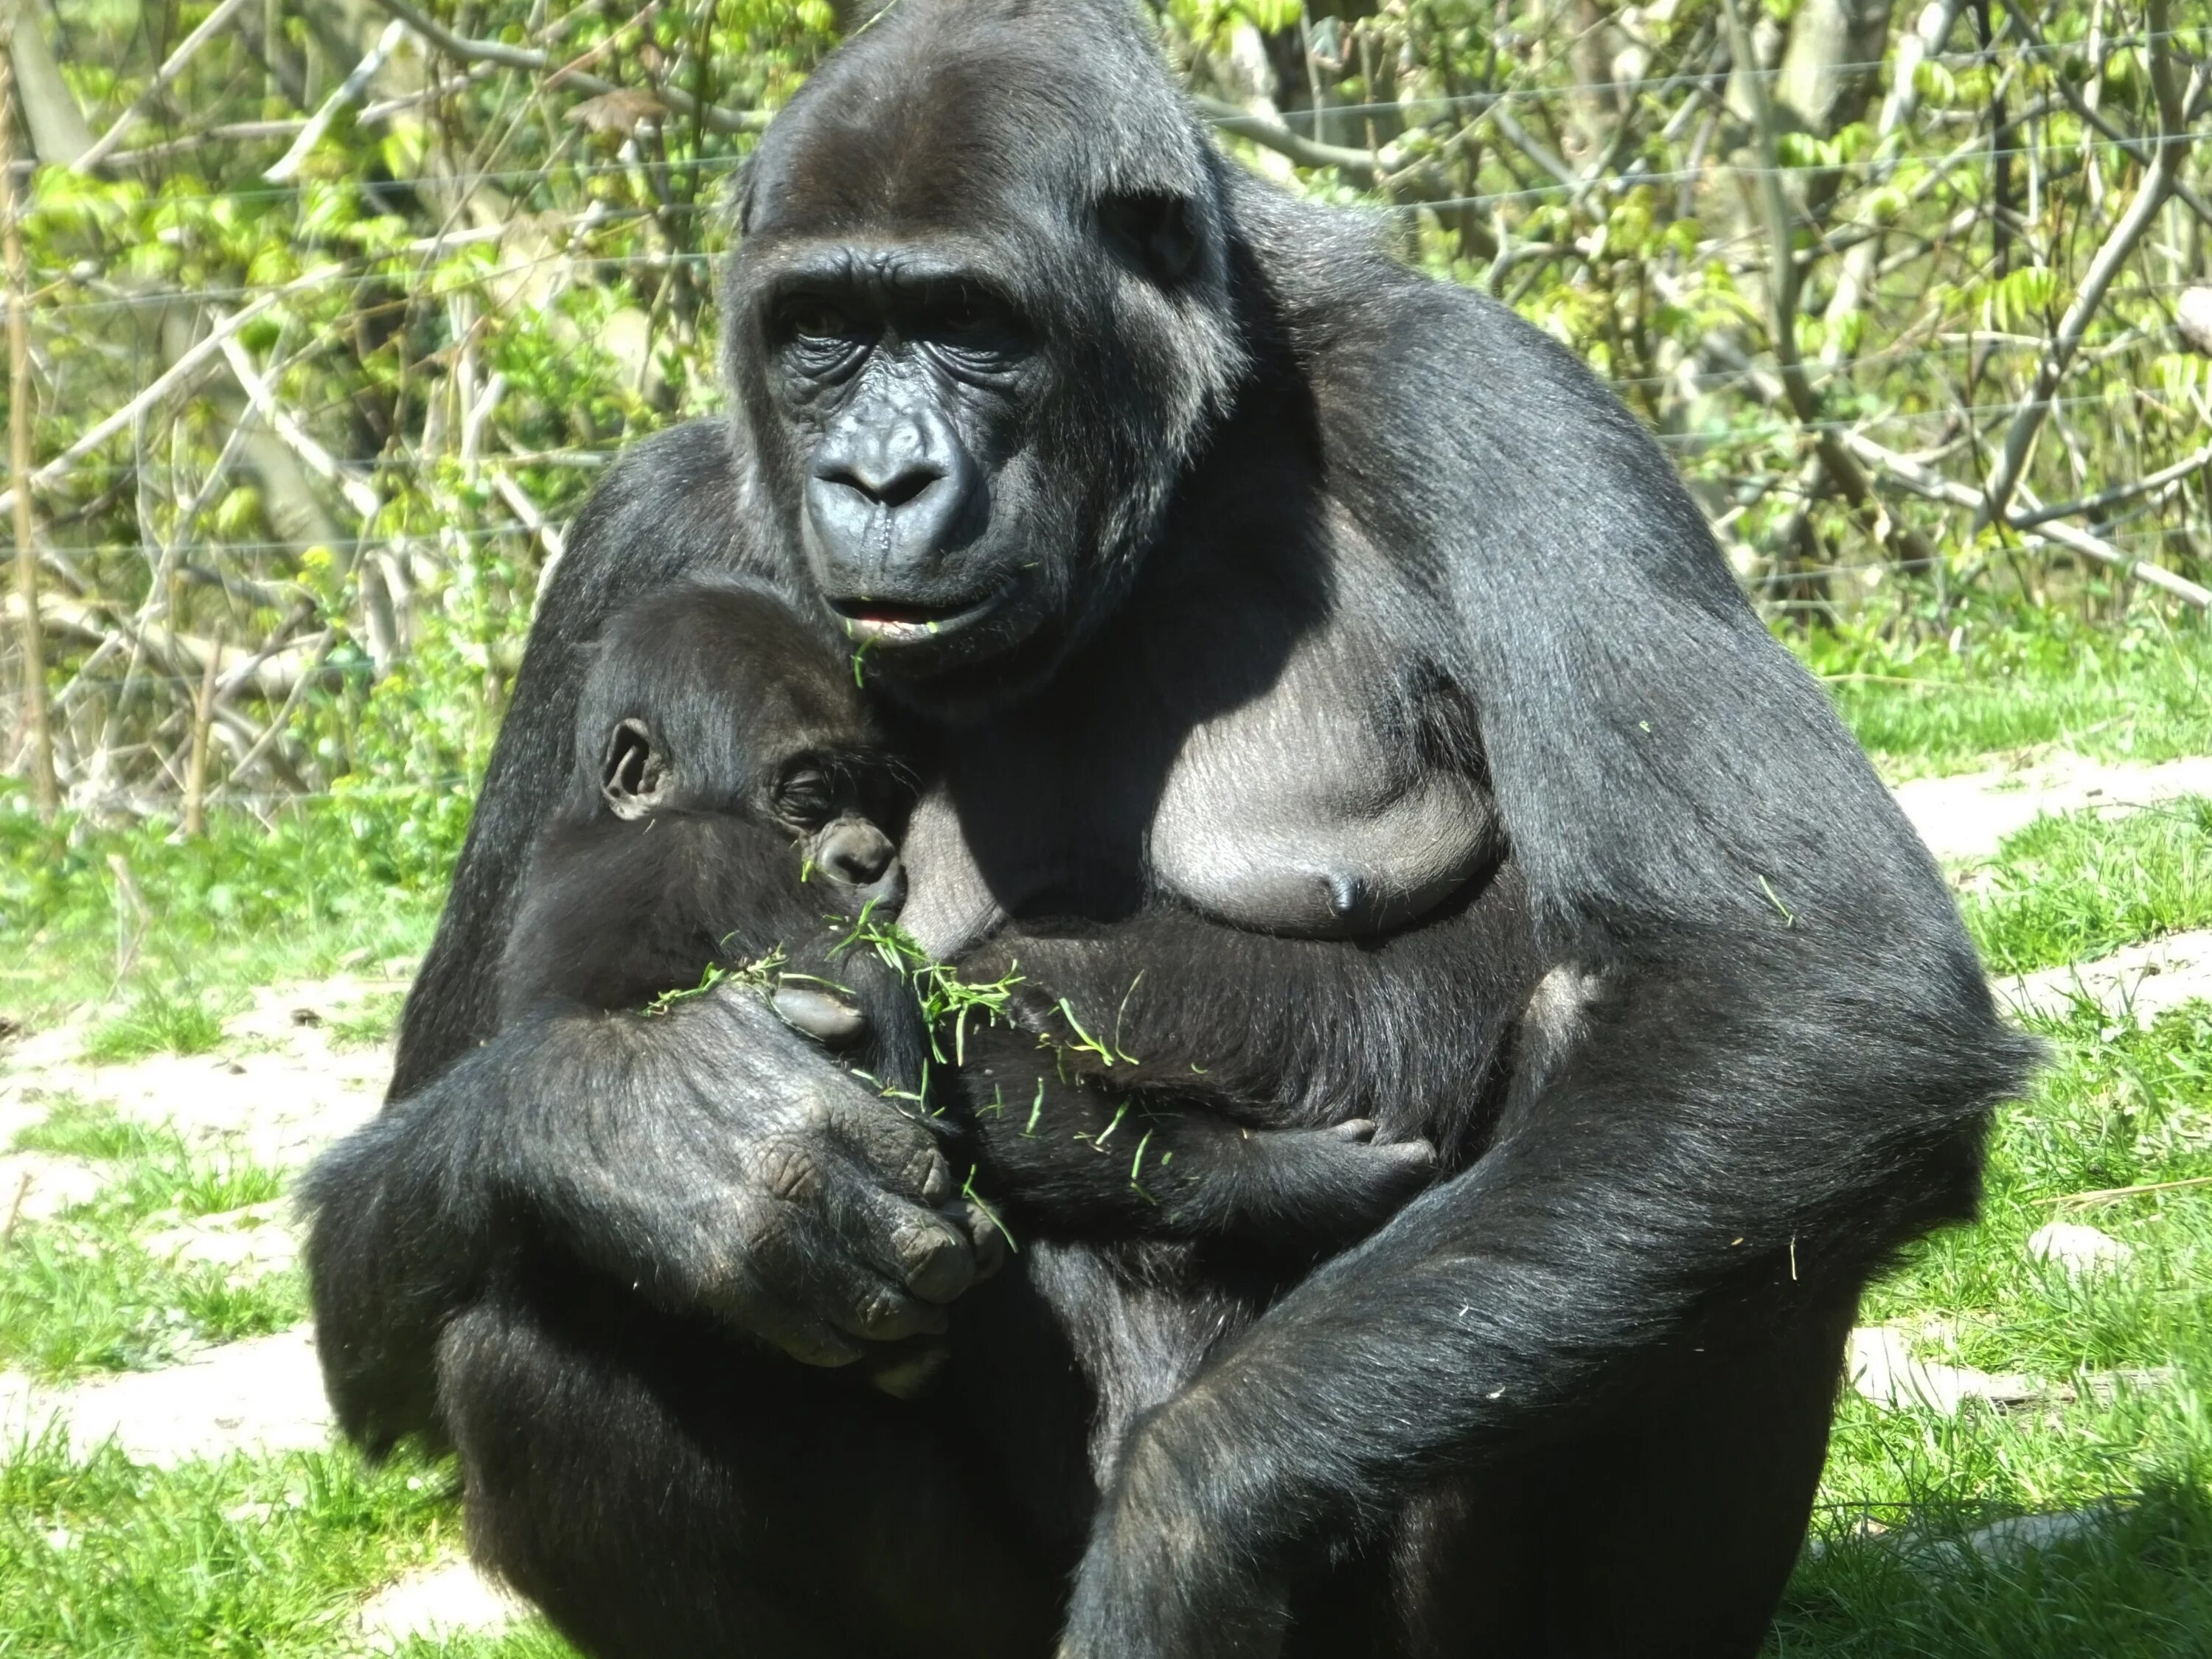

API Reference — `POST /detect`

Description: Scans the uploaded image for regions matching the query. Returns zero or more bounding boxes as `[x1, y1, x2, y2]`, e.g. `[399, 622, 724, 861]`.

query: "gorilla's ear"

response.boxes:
[731, 153, 759, 237]
[1099, 191, 1203, 288]
[600, 717, 668, 820]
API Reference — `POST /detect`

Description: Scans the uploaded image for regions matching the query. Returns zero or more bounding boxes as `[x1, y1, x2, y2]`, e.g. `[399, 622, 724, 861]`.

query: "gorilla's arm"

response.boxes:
[1057, 206, 2037, 1658]
[318, 422, 994, 1446]
[305, 987, 980, 1453]
[1064, 922, 2024, 1655]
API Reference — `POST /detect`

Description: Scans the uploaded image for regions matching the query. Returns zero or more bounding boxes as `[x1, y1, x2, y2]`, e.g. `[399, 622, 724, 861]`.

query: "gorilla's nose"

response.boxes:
[807, 408, 979, 582]
[813, 817, 905, 912]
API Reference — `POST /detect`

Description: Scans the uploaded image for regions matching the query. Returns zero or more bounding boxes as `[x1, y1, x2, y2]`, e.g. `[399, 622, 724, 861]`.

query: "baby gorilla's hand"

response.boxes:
[1222, 1119, 1438, 1248]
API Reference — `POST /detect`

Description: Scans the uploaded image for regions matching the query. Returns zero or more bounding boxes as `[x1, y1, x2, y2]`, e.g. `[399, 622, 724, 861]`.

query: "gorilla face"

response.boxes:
[722, 0, 1249, 712]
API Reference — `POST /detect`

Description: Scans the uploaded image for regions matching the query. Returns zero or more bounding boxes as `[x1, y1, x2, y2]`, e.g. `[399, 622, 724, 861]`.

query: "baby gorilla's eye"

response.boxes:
[774, 767, 837, 829]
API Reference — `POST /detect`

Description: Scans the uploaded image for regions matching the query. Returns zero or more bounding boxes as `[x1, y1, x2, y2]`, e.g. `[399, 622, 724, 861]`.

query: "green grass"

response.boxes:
[81, 985, 233, 1062]
[0, 797, 444, 1032]
[0, 1439, 577, 1658]
[1961, 799, 2212, 975]
[327, 989, 408, 1049]
[1, 1105, 304, 1379]
[1767, 1000, 2212, 1655]
[1797, 605, 2212, 781]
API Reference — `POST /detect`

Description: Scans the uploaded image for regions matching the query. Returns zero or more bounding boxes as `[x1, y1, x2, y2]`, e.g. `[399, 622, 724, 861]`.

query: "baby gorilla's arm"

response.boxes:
[954, 1021, 1435, 1252]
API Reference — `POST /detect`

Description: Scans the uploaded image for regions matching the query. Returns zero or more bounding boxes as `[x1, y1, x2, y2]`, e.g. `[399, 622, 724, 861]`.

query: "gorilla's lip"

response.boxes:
[830, 585, 1011, 650]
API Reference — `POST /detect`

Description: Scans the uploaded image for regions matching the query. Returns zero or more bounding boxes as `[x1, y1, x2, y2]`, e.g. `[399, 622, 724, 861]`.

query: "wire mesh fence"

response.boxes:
[0, 0, 2208, 827]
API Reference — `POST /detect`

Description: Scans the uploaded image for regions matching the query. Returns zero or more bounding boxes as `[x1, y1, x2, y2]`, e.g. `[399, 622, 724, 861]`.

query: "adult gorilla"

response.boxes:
[305, 1, 2034, 1653]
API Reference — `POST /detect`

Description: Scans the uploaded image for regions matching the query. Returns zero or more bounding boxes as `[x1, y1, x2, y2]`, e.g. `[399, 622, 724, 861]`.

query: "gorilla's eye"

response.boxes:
[924, 291, 1026, 369]
[774, 765, 838, 830]
[785, 301, 855, 343]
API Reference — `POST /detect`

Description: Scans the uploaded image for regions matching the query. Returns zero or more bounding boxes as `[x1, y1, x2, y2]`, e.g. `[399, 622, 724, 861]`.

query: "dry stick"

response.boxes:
[1, 1170, 32, 1245]
[1977, 4, 2204, 529]
[182, 627, 223, 838]
[365, 0, 771, 135]
[2056, 1174, 2212, 1211]
[0, 286, 288, 521]
[0, 34, 54, 821]
[73, 0, 256, 173]
[265, 17, 408, 184]
[1719, 0, 1941, 577]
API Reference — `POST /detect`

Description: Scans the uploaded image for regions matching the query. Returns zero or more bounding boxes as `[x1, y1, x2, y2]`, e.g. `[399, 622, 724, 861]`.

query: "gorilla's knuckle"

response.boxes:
[902, 1142, 953, 1203]
[754, 1136, 825, 1206]
[894, 1217, 972, 1302]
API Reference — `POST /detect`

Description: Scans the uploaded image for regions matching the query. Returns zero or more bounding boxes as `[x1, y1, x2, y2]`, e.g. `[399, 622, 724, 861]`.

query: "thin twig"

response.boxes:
[75, 0, 256, 173]
[265, 18, 408, 184]
[0, 31, 55, 821]
[2008, 436, 2212, 527]
[2056, 1175, 2212, 1211]
[182, 627, 223, 838]
[365, 0, 771, 134]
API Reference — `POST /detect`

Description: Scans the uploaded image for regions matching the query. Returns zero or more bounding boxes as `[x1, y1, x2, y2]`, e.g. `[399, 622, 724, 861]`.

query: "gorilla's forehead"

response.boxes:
[742, 0, 1210, 237]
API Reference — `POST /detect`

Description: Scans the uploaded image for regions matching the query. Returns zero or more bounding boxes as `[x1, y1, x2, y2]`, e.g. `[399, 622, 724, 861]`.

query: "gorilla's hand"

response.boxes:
[493, 984, 1001, 1366]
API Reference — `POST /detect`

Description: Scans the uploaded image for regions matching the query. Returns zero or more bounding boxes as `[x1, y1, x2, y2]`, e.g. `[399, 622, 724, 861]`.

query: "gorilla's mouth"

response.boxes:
[831, 585, 1012, 651]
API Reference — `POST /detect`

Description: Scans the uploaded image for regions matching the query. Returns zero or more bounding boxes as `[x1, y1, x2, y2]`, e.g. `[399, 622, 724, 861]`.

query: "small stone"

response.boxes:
[358, 1558, 528, 1651]
[2028, 1222, 2133, 1276]
[1847, 1326, 2044, 1414]
[2179, 286, 2212, 356]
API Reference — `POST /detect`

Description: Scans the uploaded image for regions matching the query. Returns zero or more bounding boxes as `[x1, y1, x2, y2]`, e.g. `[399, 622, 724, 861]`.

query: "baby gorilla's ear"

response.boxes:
[599, 717, 668, 820]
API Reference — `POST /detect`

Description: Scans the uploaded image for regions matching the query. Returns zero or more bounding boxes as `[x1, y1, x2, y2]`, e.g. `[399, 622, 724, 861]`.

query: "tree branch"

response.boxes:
[364, 0, 770, 135]
[265, 17, 408, 184]
[1976, 5, 2203, 527]
[75, 0, 255, 173]
[0, 289, 289, 521]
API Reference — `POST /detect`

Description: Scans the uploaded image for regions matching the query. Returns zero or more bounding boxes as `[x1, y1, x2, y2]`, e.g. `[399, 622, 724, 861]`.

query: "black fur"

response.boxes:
[305, 1, 2039, 1654]
[493, 576, 1445, 1284]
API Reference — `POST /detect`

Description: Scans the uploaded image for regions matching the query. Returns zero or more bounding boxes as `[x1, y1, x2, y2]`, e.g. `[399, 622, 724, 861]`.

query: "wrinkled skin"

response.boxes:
[305, 1, 2037, 1655]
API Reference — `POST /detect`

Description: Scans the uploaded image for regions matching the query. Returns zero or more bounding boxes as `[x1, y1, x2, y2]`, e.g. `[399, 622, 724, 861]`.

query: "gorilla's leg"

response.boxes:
[1384, 1290, 1855, 1659]
[437, 1287, 1062, 1659]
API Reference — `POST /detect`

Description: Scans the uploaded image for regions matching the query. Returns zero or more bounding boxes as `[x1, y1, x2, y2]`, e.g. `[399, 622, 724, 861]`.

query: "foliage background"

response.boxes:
[0, 0, 2207, 875]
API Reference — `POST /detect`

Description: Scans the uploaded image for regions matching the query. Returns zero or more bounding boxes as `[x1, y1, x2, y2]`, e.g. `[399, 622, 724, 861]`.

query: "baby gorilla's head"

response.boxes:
[575, 578, 910, 922]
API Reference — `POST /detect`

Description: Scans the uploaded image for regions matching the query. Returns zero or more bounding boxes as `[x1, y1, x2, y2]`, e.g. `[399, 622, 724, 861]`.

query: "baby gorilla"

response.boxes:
[498, 577, 1436, 1270]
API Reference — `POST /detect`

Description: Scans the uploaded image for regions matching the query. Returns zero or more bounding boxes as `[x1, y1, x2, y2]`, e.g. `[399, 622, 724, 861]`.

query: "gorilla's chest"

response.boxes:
[897, 608, 1496, 953]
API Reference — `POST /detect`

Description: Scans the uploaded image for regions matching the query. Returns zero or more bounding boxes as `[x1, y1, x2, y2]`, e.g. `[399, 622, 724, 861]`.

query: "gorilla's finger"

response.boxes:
[830, 1181, 977, 1304]
[821, 1267, 953, 1343]
[706, 1262, 869, 1368]
[825, 1098, 958, 1206]
[864, 1340, 950, 1400]
[773, 982, 869, 1048]
[953, 1199, 1012, 1282]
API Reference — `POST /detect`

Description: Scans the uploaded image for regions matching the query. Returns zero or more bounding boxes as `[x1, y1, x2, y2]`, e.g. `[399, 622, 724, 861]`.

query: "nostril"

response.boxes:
[821, 463, 943, 511]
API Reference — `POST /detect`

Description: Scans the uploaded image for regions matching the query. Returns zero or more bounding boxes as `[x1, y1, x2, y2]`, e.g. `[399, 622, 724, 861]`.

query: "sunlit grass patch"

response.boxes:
[328, 989, 408, 1050]
[1, 1105, 303, 1380]
[1961, 798, 2212, 976]
[81, 986, 230, 1063]
[0, 1439, 577, 1658]
[1799, 605, 2212, 782]
[1778, 999, 2212, 1655]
